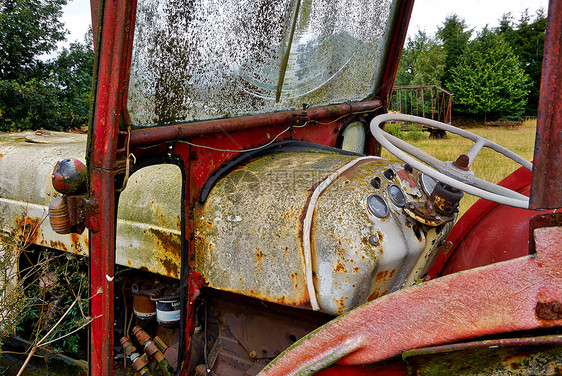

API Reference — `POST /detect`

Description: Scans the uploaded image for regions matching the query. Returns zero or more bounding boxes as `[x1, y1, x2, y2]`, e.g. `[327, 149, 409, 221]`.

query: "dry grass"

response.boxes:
[381, 118, 537, 218]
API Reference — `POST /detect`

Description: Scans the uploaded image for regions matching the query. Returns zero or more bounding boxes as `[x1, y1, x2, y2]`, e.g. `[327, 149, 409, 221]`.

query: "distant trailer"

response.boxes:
[389, 85, 453, 138]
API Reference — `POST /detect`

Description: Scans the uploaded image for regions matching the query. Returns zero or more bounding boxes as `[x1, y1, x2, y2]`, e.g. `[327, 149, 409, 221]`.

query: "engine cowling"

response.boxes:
[195, 151, 454, 315]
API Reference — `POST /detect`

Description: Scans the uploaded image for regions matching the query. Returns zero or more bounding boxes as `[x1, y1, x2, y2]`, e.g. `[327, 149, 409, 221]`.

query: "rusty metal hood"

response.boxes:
[195, 151, 453, 315]
[0, 131, 182, 278]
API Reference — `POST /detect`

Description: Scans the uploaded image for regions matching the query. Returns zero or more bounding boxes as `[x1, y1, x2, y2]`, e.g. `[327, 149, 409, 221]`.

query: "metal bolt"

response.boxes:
[404, 163, 413, 173]
[369, 235, 379, 246]
[453, 154, 470, 171]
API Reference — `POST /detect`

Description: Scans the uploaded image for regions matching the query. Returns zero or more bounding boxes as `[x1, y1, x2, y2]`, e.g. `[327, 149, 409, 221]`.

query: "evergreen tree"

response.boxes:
[436, 15, 472, 90]
[496, 9, 546, 115]
[447, 30, 530, 119]
[50, 36, 94, 129]
[0, 0, 94, 133]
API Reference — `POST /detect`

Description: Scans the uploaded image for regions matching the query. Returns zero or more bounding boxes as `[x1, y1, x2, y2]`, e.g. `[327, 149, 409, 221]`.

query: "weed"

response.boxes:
[0, 207, 90, 375]
[0, 224, 28, 347]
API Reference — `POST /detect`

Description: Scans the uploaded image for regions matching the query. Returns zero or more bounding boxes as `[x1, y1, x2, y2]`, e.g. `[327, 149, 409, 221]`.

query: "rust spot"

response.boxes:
[290, 272, 298, 288]
[69, 233, 81, 252]
[368, 289, 389, 301]
[376, 230, 384, 243]
[15, 217, 42, 244]
[334, 259, 347, 273]
[501, 353, 529, 368]
[0, 153, 3, 158]
[352, 267, 360, 273]
[160, 256, 179, 277]
[413, 224, 423, 242]
[49, 240, 68, 252]
[536, 301, 562, 320]
[256, 249, 264, 263]
[375, 269, 396, 283]
[146, 228, 181, 256]
[127, 259, 132, 266]
[334, 296, 348, 312]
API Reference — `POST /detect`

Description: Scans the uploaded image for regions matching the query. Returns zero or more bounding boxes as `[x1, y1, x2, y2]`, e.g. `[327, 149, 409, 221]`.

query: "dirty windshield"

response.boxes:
[127, 0, 397, 127]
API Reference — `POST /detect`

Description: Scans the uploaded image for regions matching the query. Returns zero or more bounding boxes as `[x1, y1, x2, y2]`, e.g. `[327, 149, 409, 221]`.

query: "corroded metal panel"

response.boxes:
[195, 152, 452, 315]
[0, 132, 89, 255]
[402, 336, 562, 375]
[0, 132, 182, 279]
[312, 161, 429, 313]
[195, 152, 355, 309]
[116, 164, 182, 279]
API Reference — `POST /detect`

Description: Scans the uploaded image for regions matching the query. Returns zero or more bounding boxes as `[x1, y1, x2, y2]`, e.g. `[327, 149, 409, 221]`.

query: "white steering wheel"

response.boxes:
[370, 114, 532, 209]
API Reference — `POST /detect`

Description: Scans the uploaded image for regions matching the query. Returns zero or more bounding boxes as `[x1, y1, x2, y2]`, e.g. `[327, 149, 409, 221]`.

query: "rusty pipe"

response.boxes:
[153, 336, 168, 353]
[120, 337, 152, 376]
[129, 101, 382, 148]
[132, 326, 173, 376]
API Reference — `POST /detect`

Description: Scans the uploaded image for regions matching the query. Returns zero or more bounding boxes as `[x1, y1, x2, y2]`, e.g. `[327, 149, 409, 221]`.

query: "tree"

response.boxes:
[49, 37, 94, 129]
[436, 15, 472, 90]
[447, 30, 530, 119]
[0, 31, 94, 132]
[496, 9, 546, 115]
[0, 0, 68, 81]
[396, 31, 445, 87]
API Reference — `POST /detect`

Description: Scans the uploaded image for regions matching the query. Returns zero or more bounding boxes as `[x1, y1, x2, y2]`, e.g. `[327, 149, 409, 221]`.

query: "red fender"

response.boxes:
[258, 226, 562, 376]
[429, 166, 556, 277]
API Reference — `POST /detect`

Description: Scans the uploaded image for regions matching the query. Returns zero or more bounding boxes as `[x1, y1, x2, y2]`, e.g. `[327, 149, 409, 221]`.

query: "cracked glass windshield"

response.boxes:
[127, 0, 397, 126]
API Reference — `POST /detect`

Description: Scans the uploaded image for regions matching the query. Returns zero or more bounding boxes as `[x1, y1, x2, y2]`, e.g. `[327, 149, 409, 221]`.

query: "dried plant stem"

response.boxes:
[15, 344, 38, 376]
[15, 299, 78, 375]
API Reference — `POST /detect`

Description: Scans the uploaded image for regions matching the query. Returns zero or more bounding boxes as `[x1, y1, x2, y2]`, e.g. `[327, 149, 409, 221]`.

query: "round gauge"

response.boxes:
[367, 194, 389, 218]
[340, 121, 366, 154]
[387, 184, 406, 207]
[421, 173, 437, 196]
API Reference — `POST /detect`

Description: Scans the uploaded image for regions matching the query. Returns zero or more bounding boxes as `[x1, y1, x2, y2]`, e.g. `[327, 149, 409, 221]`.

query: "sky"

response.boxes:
[59, 0, 548, 48]
[408, 0, 547, 39]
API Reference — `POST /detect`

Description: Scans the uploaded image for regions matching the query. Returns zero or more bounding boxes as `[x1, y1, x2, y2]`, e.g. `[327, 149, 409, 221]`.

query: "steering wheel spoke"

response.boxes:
[370, 114, 531, 209]
[465, 139, 487, 168]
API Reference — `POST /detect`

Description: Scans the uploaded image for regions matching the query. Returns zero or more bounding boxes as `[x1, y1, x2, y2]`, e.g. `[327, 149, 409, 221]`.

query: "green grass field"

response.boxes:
[381, 118, 537, 218]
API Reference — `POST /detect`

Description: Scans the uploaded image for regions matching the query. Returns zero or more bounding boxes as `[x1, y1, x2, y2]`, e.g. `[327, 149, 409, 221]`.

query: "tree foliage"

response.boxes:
[396, 31, 445, 87]
[496, 10, 546, 115]
[447, 30, 529, 119]
[436, 15, 472, 89]
[0, 0, 68, 81]
[0, 1, 93, 132]
[395, 9, 545, 119]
